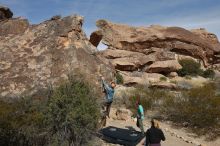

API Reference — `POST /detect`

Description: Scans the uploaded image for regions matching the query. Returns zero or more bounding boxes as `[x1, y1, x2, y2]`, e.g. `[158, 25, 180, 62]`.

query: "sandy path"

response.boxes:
[105, 119, 196, 146]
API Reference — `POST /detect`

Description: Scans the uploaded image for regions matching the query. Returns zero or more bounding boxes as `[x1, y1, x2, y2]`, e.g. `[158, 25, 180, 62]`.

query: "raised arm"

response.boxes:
[101, 77, 111, 91]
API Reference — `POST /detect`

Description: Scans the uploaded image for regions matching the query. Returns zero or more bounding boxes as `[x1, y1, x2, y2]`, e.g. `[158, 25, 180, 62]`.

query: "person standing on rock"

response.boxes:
[136, 97, 145, 135]
[100, 75, 116, 118]
[144, 119, 165, 146]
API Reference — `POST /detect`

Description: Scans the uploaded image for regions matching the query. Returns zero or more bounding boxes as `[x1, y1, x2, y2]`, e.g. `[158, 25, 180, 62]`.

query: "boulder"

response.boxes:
[89, 30, 103, 47]
[168, 72, 178, 78]
[0, 5, 13, 20]
[150, 82, 177, 89]
[146, 60, 182, 73]
[123, 75, 148, 86]
[0, 15, 113, 97]
[110, 108, 132, 121]
[120, 71, 165, 85]
[100, 49, 156, 71]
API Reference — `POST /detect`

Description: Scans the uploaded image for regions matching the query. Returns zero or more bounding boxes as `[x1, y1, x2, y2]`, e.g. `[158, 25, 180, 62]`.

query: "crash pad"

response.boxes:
[100, 126, 144, 146]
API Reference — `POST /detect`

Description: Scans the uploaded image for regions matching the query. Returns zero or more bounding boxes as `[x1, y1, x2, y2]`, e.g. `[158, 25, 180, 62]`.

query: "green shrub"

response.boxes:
[170, 80, 177, 84]
[0, 97, 47, 146]
[160, 76, 167, 81]
[46, 77, 100, 145]
[178, 59, 203, 76]
[0, 77, 100, 146]
[202, 69, 215, 79]
[116, 72, 124, 84]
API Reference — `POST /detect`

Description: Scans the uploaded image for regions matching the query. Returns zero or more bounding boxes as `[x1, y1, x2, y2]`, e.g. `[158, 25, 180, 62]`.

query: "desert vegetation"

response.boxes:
[0, 77, 100, 146]
[177, 59, 215, 79]
[121, 81, 220, 139]
[115, 71, 124, 84]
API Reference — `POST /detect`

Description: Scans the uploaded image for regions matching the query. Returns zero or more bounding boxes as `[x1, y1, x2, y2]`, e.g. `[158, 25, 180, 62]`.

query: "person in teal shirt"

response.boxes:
[136, 97, 145, 135]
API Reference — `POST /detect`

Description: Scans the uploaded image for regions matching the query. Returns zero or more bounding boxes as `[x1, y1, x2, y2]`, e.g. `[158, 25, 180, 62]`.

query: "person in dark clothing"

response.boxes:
[144, 119, 165, 146]
[100, 76, 116, 118]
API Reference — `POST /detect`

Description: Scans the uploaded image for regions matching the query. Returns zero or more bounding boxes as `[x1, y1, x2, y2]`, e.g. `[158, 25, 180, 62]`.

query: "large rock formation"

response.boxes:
[92, 20, 220, 66]
[0, 15, 113, 97]
[91, 20, 220, 85]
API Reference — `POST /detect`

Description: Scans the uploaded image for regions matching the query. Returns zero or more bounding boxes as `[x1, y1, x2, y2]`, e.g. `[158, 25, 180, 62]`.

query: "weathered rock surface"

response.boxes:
[0, 15, 113, 97]
[0, 5, 13, 20]
[100, 49, 156, 71]
[146, 60, 182, 73]
[168, 72, 178, 78]
[120, 71, 165, 85]
[191, 28, 219, 44]
[93, 20, 220, 67]
[0, 18, 29, 36]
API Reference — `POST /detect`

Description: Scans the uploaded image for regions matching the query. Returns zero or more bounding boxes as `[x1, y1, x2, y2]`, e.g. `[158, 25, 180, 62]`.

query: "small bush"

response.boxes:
[170, 80, 177, 84]
[202, 69, 215, 79]
[178, 59, 203, 77]
[184, 75, 192, 80]
[116, 72, 124, 84]
[160, 76, 167, 81]
[0, 97, 47, 146]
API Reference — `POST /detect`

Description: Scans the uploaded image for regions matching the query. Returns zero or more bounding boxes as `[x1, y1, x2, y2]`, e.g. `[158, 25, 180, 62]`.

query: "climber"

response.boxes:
[143, 119, 166, 146]
[136, 97, 145, 135]
[100, 75, 116, 118]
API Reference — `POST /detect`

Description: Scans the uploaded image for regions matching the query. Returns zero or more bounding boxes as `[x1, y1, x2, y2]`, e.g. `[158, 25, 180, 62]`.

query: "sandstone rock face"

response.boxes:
[0, 15, 113, 97]
[91, 20, 220, 88]
[120, 71, 165, 85]
[146, 60, 182, 73]
[0, 18, 29, 36]
[191, 28, 219, 44]
[0, 5, 13, 20]
[100, 49, 156, 71]
[93, 20, 220, 67]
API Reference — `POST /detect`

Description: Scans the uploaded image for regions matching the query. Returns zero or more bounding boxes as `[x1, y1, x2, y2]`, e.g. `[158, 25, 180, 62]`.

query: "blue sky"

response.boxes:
[1, 0, 220, 48]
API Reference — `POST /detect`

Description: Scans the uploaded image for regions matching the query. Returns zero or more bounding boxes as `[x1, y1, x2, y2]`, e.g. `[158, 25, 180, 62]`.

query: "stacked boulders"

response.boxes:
[91, 20, 220, 86]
